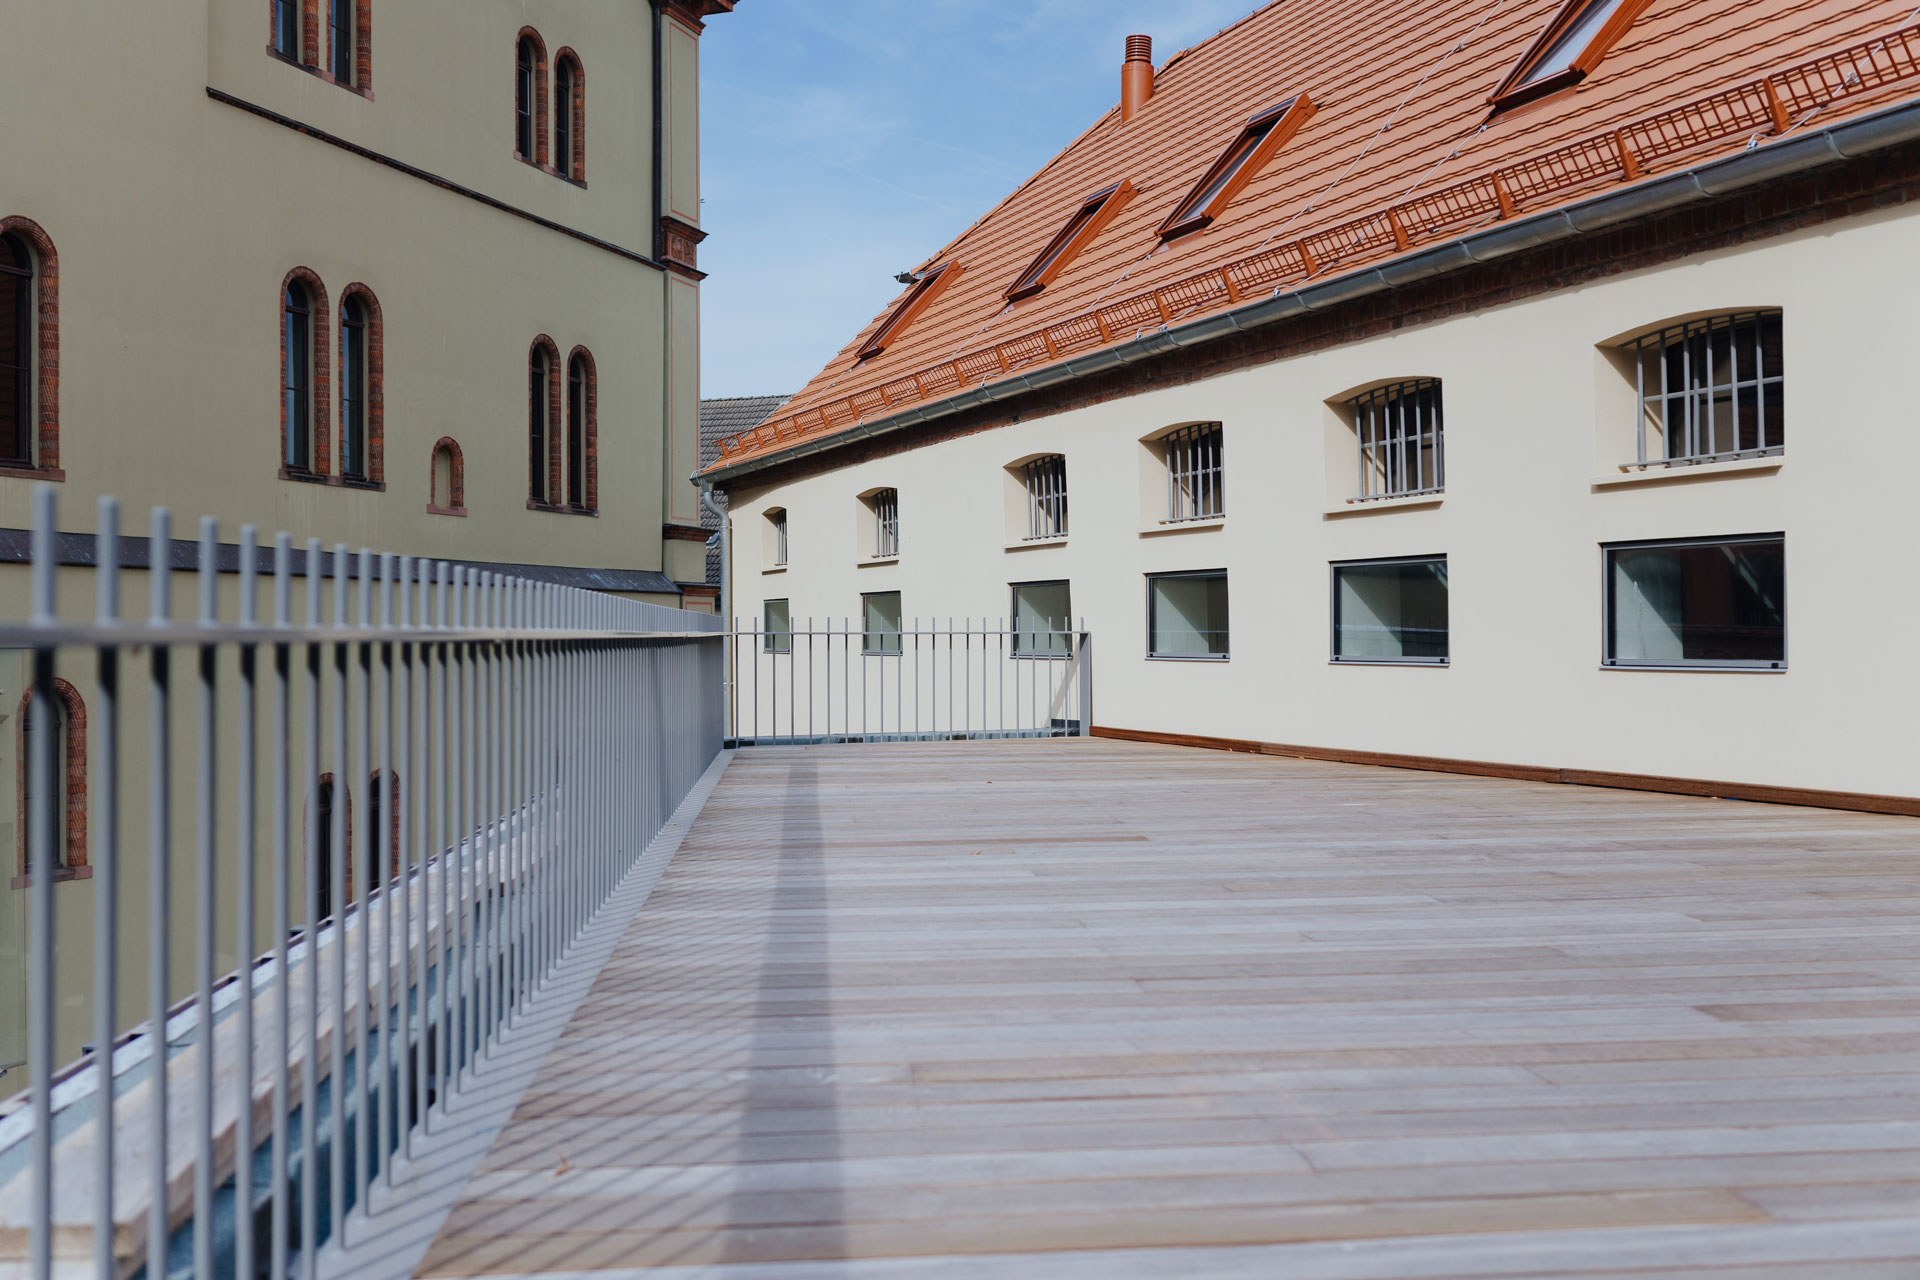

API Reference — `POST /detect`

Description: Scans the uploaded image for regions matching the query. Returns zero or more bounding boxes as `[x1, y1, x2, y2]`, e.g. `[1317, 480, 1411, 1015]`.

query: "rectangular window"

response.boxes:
[329, 0, 353, 82]
[862, 591, 902, 655]
[1631, 312, 1784, 466]
[273, 0, 300, 58]
[872, 488, 899, 557]
[1605, 535, 1785, 669]
[1148, 571, 1229, 660]
[1332, 556, 1450, 664]
[772, 510, 788, 566]
[1024, 456, 1068, 539]
[1349, 380, 1443, 500]
[1164, 424, 1224, 523]
[763, 598, 791, 654]
[1011, 581, 1072, 657]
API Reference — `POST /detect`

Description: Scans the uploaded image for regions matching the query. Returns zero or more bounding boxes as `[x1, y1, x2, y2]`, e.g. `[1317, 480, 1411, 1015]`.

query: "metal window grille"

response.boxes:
[329, 0, 352, 82]
[340, 299, 366, 480]
[1350, 380, 1443, 500]
[1023, 456, 1068, 539]
[1, 485, 723, 1280]
[1632, 311, 1784, 465]
[872, 489, 898, 557]
[772, 510, 788, 566]
[1163, 424, 1224, 522]
[1, 232, 34, 469]
[283, 284, 311, 473]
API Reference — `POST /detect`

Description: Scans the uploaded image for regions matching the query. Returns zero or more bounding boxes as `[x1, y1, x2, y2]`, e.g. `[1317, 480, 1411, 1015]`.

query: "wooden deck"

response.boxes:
[414, 739, 1920, 1278]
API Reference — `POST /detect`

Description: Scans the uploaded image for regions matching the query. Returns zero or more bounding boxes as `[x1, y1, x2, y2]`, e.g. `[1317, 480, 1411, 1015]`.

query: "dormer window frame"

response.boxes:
[1158, 94, 1315, 242]
[1488, 0, 1655, 115]
[856, 261, 963, 363]
[1006, 180, 1135, 302]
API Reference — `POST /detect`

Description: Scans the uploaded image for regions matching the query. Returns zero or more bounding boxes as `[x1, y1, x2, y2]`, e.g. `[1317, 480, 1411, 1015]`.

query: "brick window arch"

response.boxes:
[337, 283, 384, 486]
[554, 49, 586, 182]
[429, 436, 466, 515]
[281, 267, 332, 479]
[515, 29, 550, 166]
[565, 346, 598, 513]
[15, 679, 87, 885]
[528, 335, 562, 507]
[0, 216, 61, 479]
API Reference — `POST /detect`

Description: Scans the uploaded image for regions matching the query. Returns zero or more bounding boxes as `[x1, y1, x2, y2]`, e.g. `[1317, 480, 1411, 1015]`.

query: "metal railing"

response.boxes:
[1631, 311, 1784, 465]
[0, 487, 723, 1279]
[727, 618, 1091, 745]
[1164, 424, 1224, 523]
[1350, 379, 1444, 500]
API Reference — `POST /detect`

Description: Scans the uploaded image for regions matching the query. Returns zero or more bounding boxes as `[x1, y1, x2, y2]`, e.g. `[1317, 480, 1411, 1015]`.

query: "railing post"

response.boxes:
[1078, 627, 1093, 738]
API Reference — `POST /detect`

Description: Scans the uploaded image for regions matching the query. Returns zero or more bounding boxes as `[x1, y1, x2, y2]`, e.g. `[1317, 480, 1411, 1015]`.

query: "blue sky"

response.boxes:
[697, 0, 1261, 399]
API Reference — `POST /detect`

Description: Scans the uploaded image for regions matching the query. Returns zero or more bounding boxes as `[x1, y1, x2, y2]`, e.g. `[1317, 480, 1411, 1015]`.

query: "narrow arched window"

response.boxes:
[314, 777, 336, 922]
[529, 347, 551, 504]
[556, 59, 576, 178]
[430, 437, 465, 514]
[340, 295, 367, 479]
[284, 281, 313, 472]
[273, 0, 301, 59]
[0, 232, 32, 469]
[567, 353, 586, 509]
[516, 36, 537, 160]
[19, 681, 89, 880]
[21, 691, 68, 869]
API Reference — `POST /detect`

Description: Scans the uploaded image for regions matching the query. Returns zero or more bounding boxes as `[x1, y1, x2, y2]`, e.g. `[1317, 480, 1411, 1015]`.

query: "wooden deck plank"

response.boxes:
[415, 739, 1920, 1277]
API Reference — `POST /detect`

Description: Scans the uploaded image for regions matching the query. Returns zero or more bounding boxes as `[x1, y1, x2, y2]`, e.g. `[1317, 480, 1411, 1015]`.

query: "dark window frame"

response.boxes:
[566, 352, 587, 509]
[529, 346, 551, 505]
[283, 281, 314, 473]
[1146, 569, 1231, 662]
[329, 0, 353, 82]
[339, 293, 367, 480]
[1602, 533, 1787, 671]
[272, 0, 301, 60]
[1330, 554, 1451, 666]
[0, 232, 34, 470]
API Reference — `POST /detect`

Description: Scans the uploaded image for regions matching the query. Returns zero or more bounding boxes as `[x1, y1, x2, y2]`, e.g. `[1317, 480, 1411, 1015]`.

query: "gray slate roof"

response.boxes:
[698, 395, 788, 589]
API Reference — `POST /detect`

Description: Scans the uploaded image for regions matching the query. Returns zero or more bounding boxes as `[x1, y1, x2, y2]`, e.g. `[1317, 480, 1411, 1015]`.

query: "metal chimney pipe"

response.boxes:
[1121, 34, 1154, 123]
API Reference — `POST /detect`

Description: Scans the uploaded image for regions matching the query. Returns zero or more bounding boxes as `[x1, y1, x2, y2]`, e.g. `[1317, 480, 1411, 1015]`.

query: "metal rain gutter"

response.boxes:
[702, 95, 1920, 487]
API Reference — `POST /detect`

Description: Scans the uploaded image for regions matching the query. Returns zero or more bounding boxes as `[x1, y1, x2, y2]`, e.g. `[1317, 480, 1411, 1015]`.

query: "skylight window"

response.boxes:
[856, 261, 963, 362]
[1490, 0, 1653, 113]
[1007, 181, 1135, 302]
[1159, 95, 1316, 241]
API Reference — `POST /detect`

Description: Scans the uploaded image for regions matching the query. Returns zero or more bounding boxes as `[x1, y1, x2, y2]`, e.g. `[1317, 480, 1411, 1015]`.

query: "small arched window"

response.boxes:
[515, 31, 549, 165]
[284, 281, 314, 472]
[430, 437, 465, 515]
[565, 349, 596, 512]
[555, 52, 585, 182]
[0, 232, 33, 469]
[339, 294, 367, 479]
[529, 343, 553, 504]
[17, 680, 88, 882]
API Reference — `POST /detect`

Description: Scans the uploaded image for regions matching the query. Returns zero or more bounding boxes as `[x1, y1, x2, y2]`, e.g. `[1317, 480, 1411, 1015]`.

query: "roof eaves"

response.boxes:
[700, 92, 1920, 487]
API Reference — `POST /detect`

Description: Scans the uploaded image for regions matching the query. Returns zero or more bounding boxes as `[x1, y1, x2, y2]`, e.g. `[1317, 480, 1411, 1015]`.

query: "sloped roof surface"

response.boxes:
[699, 395, 787, 585]
[710, 0, 1920, 471]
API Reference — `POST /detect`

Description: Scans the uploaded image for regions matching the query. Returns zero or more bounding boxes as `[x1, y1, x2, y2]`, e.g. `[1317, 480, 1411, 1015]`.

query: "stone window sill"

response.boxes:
[1323, 493, 1443, 518]
[1591, 455, 1783, 489]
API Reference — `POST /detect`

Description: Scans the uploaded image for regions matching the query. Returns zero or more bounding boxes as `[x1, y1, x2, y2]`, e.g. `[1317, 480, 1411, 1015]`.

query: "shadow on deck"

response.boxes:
[403, 738, 1920, 1279]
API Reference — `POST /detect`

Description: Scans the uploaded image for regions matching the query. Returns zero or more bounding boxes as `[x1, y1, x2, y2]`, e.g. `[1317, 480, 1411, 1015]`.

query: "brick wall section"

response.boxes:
[0, 216, 59, 476]
[355, 0, 372, 91]
[727, 142, 1920, 493]
[340, 283, 385, 485]
[300, 0, 319, 66]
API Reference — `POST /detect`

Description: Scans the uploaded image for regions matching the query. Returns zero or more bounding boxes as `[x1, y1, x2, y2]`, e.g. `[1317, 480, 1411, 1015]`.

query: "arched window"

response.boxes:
[555, 51, 585, 182]
[314, 776, 339, 922]
[515, 31, 549, 165]
[368, 770, 400, 879]
[339, 294, 367, 479]
[272, 0, 301, 60]
[0, 232, 33, 470]
[0, 218, 58, 476]
[529, 341, 557, 504]
[281, 269, 331, 478]
[17, 680, 87, 882]
[284, 282, 314, 472]
[565, 348, 596, 512]
[429, 437, 465, 515]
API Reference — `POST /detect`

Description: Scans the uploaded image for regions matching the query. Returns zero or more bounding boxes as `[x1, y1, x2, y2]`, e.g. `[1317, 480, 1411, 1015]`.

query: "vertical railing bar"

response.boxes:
[330, 542, 349, 1249]
[301, 537, 321, 1280]
[270, 532, 292, 1280]
[28, 487, 55, 1280]
[146, 506, 172, 1280]
[192, 516, 218, 1280]
[235, 524, 260, 1279]
[352, 547, 373, 1219]
[91, 498, 121, 1280]
[376, 552, 395, 1191]
[434, 562, 451, 1123]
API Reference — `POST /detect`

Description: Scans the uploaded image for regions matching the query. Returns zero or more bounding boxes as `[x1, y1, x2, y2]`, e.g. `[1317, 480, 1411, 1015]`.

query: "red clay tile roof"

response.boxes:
[710, 0, 1920, 471]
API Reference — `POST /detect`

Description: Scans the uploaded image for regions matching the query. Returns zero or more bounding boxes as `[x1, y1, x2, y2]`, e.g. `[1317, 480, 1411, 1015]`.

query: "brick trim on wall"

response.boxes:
[0, 216, 61, 479]
[279, 266, 332, 481]
[724, 142, 1920, 493]
[337, 282, 385, 487]
[429, 435, 466, 516]
[14, 678, 88, 885]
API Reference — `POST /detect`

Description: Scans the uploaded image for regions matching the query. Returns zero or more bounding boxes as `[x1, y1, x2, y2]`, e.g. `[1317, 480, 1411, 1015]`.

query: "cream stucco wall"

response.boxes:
[727, 202, 1920, 799]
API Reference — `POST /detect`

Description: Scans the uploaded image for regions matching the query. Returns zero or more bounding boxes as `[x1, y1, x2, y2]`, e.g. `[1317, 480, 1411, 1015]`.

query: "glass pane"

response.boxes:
[862, 592, 902, 654]
[763, 599, 791, 654]
[1012, 582, 1071, 656]
[1524, 0, 1626, 84]
[1334, 560, 1449, 661]
[1608, 539, 1785, 665]
[1149, 575, 1229, 658]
